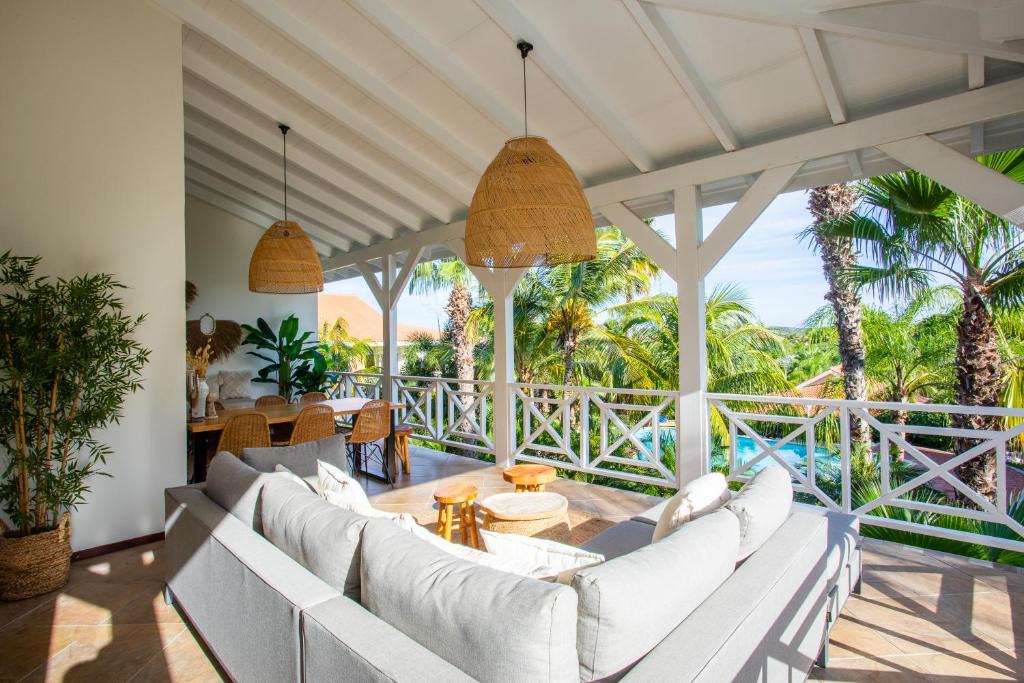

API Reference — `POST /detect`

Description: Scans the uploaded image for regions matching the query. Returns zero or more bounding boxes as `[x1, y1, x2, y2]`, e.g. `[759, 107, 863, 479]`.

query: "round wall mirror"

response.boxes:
[198, 313, 216, 336]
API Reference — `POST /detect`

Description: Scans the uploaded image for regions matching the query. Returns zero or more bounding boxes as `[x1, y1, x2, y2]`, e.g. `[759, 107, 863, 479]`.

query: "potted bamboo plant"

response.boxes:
[0, 252, 148, 600]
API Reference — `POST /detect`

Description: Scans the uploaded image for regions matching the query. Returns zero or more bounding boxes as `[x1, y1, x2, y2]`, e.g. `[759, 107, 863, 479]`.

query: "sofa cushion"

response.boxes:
[204, 452, 280, 532]
[317, 459, 374, 513]
[652, 472, 731, 542]
[260, 476, 369, 601]
[725, 464, 793, 560]
[572, 509, 740, 681]
[580, 519, 655, 560]
[242, 434, 347, 478]
[479, 530, 604, 584]
[360, 518, 580, 683]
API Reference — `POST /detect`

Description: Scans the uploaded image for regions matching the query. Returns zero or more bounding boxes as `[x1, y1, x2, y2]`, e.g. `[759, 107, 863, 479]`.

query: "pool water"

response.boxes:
[637, 426, 836, 473]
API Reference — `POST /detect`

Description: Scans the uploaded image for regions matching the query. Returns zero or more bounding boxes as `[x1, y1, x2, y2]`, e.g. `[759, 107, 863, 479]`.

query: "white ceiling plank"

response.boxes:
[979, 4, 1024, 43]
[185, 125, 395, 240]
[585, 76, 1024, 208]
[798, 27, 847, 125]
[597, 202, 679, 280]
[622, 0, 739, 152]
[183, 83, 429, 234]
[324, 221, 467, 273]
[878, 135, 1024, 223]
[235, 0, 491, 173]
[185, 144, 374, 245]
[347, 0, 522, 137]
[185, 183, 334, 257]
[475, 0, 657, 172]
[390, 246, 427, 303]
[159, 0, 475, 203]
[648, 0, 1024, 63]
[185, 163, 352, 251]
[183, 50, 451, 225]
[967, 54, 985, 155]
[697, 163, 803, 278]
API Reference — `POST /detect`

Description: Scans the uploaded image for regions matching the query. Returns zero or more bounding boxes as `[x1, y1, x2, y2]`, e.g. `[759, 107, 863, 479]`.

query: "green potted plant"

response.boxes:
[241, 315, 319, 401]
[0, 252, 149, 600]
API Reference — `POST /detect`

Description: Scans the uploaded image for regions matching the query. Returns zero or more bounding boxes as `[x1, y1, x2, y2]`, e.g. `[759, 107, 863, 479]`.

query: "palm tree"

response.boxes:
[538, 224, 659, 385]
[319, 317, 375, 372]
[802, 184, 869, 447]
[814, 149, 1024, 495]
[409, 257, 479, 387]
[600, 284, 791, 442]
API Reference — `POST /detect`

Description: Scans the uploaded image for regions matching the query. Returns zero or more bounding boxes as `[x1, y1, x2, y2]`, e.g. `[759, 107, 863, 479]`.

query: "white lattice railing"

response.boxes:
[327, 371, 383, 400]
[391, 375, 494, 454]
[512, 383, 680, 488]
[707, 392, 1024, 554]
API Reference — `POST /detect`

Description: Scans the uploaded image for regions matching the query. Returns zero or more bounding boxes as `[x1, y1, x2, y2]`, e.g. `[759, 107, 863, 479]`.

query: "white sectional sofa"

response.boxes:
[164, 452, 861, 682]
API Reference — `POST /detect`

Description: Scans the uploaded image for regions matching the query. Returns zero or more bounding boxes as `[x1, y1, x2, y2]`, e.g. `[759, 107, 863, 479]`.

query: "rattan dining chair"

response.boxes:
[299, 391, 329, 403]
[255, 394, 287, 408]
[339, 399, 392, 483]
[289, 404, 336, 446]
[216, 412, 271, 457]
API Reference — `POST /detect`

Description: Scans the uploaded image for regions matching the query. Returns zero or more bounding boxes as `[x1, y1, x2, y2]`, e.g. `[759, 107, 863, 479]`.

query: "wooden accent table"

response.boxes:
[479, 492, 571, 543]
[502, 463, 557, 492]
[433, 483, 479, 548]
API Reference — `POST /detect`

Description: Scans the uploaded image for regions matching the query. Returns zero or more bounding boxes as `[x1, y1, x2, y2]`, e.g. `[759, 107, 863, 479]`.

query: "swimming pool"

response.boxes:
[638, 427, 836, 472]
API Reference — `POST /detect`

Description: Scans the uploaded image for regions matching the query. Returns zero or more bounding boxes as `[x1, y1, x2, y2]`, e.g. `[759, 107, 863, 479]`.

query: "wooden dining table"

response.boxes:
[186, 397, 403, 484]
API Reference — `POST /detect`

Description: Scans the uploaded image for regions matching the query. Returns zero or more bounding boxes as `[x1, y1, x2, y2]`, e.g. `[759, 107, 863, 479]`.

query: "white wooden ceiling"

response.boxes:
[160, 0, 1024, 263]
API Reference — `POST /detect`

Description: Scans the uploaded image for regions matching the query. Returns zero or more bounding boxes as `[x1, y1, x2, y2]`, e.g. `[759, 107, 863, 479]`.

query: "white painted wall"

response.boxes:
[0, 0, 186, 550]
[185, 196, 318, 395]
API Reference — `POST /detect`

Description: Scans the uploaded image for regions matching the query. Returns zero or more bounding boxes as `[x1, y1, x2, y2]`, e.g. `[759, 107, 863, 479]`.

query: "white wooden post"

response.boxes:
[490, 271, 519, 467]
[675, 185, 708, 483]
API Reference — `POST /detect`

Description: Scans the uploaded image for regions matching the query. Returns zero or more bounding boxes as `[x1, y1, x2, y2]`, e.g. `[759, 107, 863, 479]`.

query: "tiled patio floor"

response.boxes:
[1, 447, 1020, 681]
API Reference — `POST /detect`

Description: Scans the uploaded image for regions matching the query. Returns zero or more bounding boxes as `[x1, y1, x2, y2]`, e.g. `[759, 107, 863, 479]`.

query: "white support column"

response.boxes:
[675, 186, 708, 484]
[879, 135, 1024, 223]
[488, 270, 522, 468]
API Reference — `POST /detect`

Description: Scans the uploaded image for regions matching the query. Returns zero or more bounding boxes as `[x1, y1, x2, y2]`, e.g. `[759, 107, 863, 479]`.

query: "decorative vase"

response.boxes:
[191, 376, 209, 420]
[0, 514, 72, 600]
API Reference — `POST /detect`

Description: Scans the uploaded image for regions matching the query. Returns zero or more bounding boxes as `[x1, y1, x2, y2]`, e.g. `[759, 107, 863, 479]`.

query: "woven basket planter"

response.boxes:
[0, 514, 72, 601]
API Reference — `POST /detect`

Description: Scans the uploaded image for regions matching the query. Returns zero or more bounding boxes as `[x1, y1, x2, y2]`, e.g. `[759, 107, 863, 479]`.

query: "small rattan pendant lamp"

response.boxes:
[248, 124, 324, 293]
[464, 41, 596, 268]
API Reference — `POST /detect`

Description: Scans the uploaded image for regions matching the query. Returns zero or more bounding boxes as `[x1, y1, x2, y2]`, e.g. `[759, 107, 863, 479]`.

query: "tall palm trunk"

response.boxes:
[954, 287, 1002, 496]
[446, 283, 474, 388]
[808, 185, 870, 448]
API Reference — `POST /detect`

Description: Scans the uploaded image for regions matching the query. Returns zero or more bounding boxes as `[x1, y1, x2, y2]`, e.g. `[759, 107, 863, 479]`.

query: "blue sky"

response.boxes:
[324, 188, 849, 329]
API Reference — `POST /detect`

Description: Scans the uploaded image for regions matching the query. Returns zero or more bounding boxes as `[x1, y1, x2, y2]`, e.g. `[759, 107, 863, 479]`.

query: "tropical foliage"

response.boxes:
[241, 315, 324, 401]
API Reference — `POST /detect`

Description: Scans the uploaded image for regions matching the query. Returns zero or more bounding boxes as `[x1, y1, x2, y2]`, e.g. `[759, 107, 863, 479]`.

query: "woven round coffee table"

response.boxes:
[479, 492, 570, 543]
[502, 463, 557, 492]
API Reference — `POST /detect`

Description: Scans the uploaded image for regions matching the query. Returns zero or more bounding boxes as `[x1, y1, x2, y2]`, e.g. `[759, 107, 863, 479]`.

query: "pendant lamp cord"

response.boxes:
[517, 41, 533, 138]
[279, 123, 290, 221]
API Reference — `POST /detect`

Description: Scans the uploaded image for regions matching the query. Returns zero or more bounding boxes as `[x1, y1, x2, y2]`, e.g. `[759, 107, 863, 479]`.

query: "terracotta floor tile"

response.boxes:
[130, 628, 225, 682]
[811, 652, 935, 681]
[913, 648, 1024, 681]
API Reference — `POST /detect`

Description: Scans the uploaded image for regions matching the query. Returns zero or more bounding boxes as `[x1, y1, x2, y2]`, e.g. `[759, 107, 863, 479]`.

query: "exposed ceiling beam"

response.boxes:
[183, 116, 396, 239]
[475, 0, 657, 172]
[185, 143, 374, 245]
[798, 27, 847, 125]
[648, 0, 1024, 62]
[235, 0, 492, 173]
[182, 48, 450, 225]
[185, 163, 352, 251]
[697, 163, 803, 277]
[623, 0, 739, 152]
[158, 0, 475, 203]
[185, 183, 334, 257]
[347, 0, 522, 137]
[878, 135, 1024, 223]
[978, 4, 1024, 43]
[968, 54, 985, 154]
[585, 76, 1024, 208]
[183, 85, 429, 237]
[326, 77, 1024, 268]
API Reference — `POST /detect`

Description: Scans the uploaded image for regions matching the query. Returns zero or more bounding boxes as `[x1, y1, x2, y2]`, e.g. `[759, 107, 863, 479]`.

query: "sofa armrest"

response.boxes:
[301, 597, 476, 683]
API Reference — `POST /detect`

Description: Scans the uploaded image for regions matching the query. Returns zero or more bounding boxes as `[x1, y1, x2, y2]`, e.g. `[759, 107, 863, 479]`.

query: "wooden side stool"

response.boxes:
[503, 463, 557, 492]
[394, 424, 414, 475]
[433, 483, 479, 548]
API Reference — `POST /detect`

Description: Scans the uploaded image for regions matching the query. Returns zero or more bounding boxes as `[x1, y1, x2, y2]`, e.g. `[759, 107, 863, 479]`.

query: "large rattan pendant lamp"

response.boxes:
[248, 124, 324, 293]
[464, 41, 596, 268]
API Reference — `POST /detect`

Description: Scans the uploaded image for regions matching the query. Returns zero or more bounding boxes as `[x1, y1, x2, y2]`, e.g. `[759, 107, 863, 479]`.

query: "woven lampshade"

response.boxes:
[248, 220, 324, 293]
[465, 136, 596, 268]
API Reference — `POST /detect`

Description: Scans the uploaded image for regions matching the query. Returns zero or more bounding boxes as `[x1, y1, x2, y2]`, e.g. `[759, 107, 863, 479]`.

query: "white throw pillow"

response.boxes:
[652, 472, 731, 542]
[317, 459, 375, 515]
[406, 524, 543, 575]
[724, 464, 793, 560]
[479, 530, 604, 583]
[274, 464, 318, 493]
